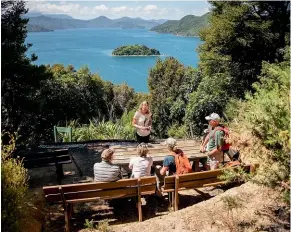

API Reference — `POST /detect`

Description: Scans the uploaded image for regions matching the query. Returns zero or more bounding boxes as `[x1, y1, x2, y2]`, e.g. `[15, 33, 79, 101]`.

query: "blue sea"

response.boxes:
[26, 28, 203, 92]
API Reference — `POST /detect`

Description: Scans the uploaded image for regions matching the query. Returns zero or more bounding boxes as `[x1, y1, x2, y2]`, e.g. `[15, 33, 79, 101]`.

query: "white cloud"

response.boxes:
[95, 4, 109, 11]
[111, 6, 128, 13]
[144, 5, 158, 11]
[26, 2, 208, 20]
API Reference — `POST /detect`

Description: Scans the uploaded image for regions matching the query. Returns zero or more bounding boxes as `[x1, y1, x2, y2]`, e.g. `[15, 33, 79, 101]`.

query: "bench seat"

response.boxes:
[163, 164, 257, 210]
[43, 176, 157, 232]
[18, 149, 72, 179]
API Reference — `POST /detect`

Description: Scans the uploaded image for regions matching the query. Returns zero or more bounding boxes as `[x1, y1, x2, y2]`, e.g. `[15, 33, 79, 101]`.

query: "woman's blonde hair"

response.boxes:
[137, 143, 149, 157]
[138, 101, 151, 114]
[101, 148, 115, 161]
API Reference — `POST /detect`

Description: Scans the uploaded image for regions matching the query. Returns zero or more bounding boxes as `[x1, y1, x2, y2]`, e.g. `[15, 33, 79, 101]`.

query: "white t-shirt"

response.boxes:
[129, 156, 153, 178]
[133, 111, 151, 136]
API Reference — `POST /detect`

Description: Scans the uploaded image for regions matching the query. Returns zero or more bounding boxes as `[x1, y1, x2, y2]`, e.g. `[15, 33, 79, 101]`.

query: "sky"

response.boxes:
[26, 1, 211, 20]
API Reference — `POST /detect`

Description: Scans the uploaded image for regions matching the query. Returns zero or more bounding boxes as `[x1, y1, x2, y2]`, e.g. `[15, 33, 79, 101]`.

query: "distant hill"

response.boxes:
[25, 12, 74, 19]
[44, 14, 74, 19]
[27, 14, 166, 31]
[150, 13, 210, 36]
[149, 19, 168, 24]
[28, 16, 86, 30]
[26, 24, 53, 32]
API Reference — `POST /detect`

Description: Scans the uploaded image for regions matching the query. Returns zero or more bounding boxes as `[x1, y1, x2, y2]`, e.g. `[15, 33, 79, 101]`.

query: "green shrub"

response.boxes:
[1, 134, 29, 232]
[221, 195, 244, 212]
[167, 123, 190, 138]
[218, 167, 252, 184]
[225, 59, 290, 201]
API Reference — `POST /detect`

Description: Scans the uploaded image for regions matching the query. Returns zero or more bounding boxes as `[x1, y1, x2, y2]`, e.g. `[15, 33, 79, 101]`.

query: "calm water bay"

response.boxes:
[26, 28, 203, 92]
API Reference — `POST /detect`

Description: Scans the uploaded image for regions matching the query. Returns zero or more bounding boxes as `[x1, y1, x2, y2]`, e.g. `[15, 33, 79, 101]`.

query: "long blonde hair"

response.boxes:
[137, 143, 149, 157]
[138, 101, 151, 115]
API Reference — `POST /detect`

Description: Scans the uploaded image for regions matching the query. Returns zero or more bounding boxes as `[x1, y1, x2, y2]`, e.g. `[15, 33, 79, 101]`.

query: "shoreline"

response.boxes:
[111, 54, 166, 57]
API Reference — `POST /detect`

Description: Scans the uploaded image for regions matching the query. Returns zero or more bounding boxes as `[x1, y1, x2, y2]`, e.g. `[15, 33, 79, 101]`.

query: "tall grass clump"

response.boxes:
[1, 133, 29, 232]
[65, 110, 136, 141]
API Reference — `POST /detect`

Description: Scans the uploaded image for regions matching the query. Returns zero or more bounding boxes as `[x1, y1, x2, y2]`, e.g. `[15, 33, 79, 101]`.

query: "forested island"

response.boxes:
[112, 45, 161, 56]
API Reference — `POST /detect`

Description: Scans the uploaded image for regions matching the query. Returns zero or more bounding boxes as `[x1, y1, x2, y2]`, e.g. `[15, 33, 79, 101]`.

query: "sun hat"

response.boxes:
[163, 137, 177, 147]
[205, 113, 221, 121]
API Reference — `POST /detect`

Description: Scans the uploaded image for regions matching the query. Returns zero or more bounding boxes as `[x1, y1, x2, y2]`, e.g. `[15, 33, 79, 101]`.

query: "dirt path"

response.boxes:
[107, 182, 289, 232]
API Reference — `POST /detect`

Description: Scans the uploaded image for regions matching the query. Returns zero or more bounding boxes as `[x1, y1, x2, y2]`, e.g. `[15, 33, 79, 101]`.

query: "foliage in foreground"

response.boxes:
[225, 59, 290, 202]
[1, 134, 29, 232]
[218, 166, 252, 184]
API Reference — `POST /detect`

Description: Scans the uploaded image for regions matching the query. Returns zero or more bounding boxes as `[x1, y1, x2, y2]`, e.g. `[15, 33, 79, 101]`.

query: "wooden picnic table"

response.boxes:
[110, 140, 207, 172]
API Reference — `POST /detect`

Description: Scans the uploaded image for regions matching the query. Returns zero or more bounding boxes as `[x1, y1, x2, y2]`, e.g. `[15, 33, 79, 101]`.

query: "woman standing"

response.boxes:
[132, 101, 152, 143]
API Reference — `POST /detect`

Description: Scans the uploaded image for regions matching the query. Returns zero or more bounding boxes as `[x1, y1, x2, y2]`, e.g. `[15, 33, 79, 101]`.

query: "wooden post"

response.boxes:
[56, 164, 64, 180]
[64, 205, 70, 232]
[168, 193, 171, 206]
[174, 176, 179, 211]
[171, 192, 175, 209]
[54, 126, 57, 143]
[137, 178, 142, 222]
[194, 159, 200, 172]
[59, 186, 70, 232]
[68, 204, 74, 218]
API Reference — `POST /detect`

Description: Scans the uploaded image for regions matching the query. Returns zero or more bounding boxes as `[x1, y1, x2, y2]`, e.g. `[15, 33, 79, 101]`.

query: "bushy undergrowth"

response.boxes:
[167, 123, 191, 139]
[225, 60, 290, 202]
[64, 110, 136, 141]
[219, 166, 253, 184]
[1, 134, 29, 232]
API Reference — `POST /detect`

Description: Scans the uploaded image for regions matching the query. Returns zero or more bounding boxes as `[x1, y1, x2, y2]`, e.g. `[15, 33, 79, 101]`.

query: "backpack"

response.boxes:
[210, 126, 231, 151]
[170, 150, 193, 175]
[211, 126, 241, 163]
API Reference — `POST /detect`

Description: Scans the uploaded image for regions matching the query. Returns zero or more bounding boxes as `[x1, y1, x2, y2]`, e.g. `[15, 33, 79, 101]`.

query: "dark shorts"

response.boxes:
[136, 133, 150, 143]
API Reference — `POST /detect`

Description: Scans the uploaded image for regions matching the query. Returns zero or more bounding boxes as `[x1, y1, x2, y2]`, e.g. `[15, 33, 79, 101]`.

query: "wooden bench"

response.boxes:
[18, 149, 72, 179]
[43, 176, 157, 232]
[162, 164, 256, 211]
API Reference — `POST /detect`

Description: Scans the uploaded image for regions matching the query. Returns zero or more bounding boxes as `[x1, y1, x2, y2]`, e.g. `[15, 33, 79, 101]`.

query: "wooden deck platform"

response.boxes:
[110, 139, 207, 171]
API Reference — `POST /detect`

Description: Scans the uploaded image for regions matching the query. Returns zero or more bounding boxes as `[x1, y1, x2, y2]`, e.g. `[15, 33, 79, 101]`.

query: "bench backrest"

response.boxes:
[43, 176, 156, 204]
[21, 149, 71, 168]
[163, 165, 251, 192]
